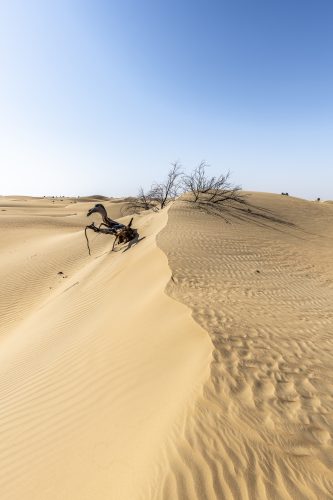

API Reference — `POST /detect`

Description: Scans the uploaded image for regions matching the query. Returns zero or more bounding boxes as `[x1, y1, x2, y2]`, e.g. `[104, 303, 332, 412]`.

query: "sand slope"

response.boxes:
[157, 193, 333, 499]
[0, 197, 211, 499]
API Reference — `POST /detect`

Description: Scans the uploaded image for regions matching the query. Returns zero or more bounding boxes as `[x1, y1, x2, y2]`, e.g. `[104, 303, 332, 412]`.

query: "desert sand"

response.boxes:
[0, 193, 333, 499]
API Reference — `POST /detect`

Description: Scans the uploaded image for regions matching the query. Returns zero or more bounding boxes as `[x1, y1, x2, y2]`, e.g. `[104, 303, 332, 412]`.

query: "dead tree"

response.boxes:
[84, 203, 138, 255]
[182, 161, 244, 213]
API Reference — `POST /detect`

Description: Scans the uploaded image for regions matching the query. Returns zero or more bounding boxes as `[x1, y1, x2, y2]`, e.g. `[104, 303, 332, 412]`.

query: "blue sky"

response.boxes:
[0, 0, 332, 199]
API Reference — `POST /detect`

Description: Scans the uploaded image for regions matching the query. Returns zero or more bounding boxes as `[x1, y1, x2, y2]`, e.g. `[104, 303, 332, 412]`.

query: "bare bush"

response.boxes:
[122, 162, 182, 215]
[150, 161, 183, 209]
[182, 161, 243, 211]
[122, 186, 158, 215]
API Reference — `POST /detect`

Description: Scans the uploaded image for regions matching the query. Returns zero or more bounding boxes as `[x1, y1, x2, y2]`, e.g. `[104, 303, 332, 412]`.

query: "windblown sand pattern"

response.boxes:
[157, 193, 333, 499]
[0, 193, 333, 499]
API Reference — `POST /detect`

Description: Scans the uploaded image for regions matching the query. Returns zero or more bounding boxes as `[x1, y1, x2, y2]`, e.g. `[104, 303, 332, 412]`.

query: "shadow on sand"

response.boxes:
[184, 197, 320, 241]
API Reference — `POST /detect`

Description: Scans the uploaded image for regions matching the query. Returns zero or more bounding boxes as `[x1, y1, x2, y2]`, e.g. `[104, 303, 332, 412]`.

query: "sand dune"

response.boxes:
[0, 193, 333, 499]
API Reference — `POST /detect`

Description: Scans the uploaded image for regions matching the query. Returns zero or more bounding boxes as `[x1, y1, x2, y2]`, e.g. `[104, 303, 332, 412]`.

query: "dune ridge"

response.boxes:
[157, 193, 333, 499]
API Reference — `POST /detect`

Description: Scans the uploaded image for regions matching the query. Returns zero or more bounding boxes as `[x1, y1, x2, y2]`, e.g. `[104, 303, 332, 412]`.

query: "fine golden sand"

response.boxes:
[0, 193, 333, 499]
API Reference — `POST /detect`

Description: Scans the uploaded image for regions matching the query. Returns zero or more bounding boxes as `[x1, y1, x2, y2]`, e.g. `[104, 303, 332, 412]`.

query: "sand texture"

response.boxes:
[0, 193, 333, 499]
[158, 193, 333, 499]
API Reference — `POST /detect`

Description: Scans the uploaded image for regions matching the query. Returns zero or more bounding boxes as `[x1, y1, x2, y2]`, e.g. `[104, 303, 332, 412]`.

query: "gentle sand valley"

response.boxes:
[0, 193, 333, 499]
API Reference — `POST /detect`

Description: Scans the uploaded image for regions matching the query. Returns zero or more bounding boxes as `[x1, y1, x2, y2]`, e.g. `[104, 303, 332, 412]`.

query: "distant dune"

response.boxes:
[78, 195, 111, 202]
[0, 193, 332, 499]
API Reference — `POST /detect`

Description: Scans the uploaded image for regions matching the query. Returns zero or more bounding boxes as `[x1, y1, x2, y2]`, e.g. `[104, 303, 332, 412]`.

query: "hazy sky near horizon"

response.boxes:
[0, 0, 332, 199]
